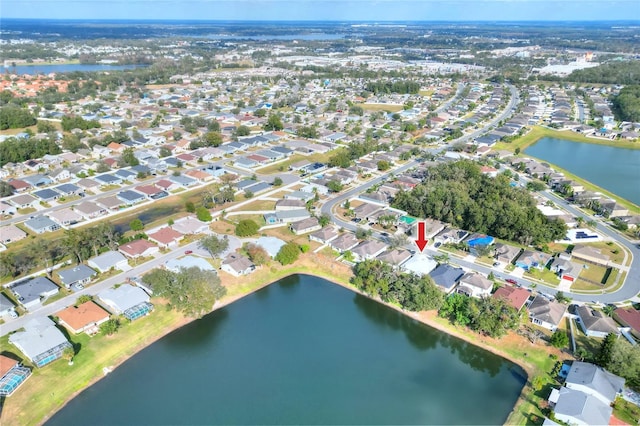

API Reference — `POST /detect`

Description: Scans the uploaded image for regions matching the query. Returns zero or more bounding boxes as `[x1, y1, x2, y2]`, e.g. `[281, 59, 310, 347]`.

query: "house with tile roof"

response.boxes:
[56, 301, 110, 335]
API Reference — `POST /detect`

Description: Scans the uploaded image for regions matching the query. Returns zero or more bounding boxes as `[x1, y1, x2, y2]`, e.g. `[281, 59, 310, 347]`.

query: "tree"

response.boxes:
[275, 242, 301, 265]
[531, 375, 546, 392]
[142, 267, 226, 318]
[264, 114, 283, 131]
[62, 346, 75, 365]
[0, 106, 37, 130]
[235, 219, 259, 237]
[550, 330, 569, 348]
[76, 295, 93, 305]
[185, 201, 196, 213]
[235, 125, 251, 136]
[597, 332, 618, 366]
[273, 177, 283, 187]
[100, 318, 120, 336]
[196, 206, 212, 222]
[37, 120, 56, 133]
[199, 234, 229, 257]
[388, 233, 408, 249]
[130, 219, 144, 232]
[326, 180, 344, 193]
[574, 347, 589, 362]
[355, 227, 372, 240]
[202, 131, 223, 147]
[0, 180, 14, 197]
[377, 160, 391, 171]
[246, 243, 270, 265]
[318, 214, 331, 227]
[121, 148, 140, 166]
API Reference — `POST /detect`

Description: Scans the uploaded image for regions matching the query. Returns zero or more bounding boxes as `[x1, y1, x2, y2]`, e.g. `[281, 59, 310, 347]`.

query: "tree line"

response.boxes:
[0, 134, 61, 166]
[364, 80, 421, 95]
[438, 293, 520, 338]
[611, 85, 640, 122]
[0, 105, 37, 130]
[392, 161, 567, 245]
[351, 259, 444, 312]
[566, 61, 640, 85]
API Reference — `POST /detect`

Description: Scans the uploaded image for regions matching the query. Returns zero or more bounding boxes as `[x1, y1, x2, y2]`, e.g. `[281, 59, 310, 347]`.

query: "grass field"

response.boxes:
[360, 103, 404, 113]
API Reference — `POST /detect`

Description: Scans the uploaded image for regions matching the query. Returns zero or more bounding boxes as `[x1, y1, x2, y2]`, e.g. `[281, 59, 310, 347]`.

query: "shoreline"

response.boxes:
[37, 268, 541, 426]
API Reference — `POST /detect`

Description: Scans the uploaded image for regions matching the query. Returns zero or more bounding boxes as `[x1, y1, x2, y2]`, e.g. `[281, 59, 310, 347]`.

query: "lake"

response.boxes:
[525, 137, 640, 205]
[7, 64, 147, 75]
[46, 275, 525, 425]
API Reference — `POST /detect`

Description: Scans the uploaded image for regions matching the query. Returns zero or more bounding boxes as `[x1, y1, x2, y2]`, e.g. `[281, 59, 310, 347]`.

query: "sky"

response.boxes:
[2, 0, 640, 21]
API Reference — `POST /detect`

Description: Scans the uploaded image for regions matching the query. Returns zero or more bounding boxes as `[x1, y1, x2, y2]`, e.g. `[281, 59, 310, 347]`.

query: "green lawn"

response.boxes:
[524, 268, 560, 286]
[613, 397, 640, 425]
[2, 306, 186, 426]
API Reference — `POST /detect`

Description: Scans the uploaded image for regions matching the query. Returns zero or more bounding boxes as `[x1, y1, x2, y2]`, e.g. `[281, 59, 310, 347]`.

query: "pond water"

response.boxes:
[46, 275, 525, 425]
[525, 137, 640, 205]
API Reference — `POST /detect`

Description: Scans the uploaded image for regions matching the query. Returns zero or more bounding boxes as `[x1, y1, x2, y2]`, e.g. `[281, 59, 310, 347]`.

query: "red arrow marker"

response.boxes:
[414, 221, 428, 252]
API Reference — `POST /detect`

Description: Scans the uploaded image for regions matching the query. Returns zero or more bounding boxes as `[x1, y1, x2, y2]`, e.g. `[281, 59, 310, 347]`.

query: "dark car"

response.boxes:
[505, 278, 518, 285]
[185, 250, 193, 255]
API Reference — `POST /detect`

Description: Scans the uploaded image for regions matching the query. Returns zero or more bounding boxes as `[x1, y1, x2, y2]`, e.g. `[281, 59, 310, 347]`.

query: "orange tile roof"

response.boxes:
[57, 301, 110, 332]
[0, 355, 18, 377]
[492, 286, 530, 311]
[148, 227, 183, 245]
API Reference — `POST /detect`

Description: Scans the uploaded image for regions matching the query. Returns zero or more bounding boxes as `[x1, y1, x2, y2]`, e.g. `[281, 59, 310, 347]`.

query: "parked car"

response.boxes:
[505, 278, 518, 285]
[493, 262, 500, 267]
[75, 283, 84, 290]
[185, 250, 193, 255]
[9, 310, 18, 319]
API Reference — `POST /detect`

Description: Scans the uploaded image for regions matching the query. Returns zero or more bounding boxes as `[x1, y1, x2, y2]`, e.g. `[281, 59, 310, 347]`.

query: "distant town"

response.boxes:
[0, 19, 639, 426]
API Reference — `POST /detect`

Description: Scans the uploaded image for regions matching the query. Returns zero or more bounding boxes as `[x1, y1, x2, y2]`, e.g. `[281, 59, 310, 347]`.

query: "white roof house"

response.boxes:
[9, 317, 72, 367]
[402, 253, 438, 276]
[165, 256, 215, 273]
[88, 250, 129, 273]
[98, 284, 150, 315]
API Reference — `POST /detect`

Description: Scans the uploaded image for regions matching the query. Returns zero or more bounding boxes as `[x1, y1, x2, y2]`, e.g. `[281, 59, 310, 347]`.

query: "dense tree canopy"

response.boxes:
[0, 135, 62, 167]
[365, 80, 420, 95]
[235, 219, 260, 237]
[199, 234, 229, 257]
[567, 61, 640, 85]
[392, 161, 567, 245]
[0, 106, 37, 130]
[438, 293, 520, 338]
[142, 267, 226, 318]
[61, 115, 101, 131]
[611, 85, 640, 122]
[275, 242, 301, 265]
[351, 259, 444, 312]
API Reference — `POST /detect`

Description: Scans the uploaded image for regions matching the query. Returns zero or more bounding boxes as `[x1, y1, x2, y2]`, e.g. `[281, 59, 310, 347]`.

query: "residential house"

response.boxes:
[56, 301, 110, 335]
[32, 188, 61, 202]
[0, 200, 17, 216]
[11, 277, 59, 310]
[564, 361, 625, 405]
[135, 184, 168, 200]
[1, 225, 27, 244]
[465, 234, 495, 256]
[528, 296, 567, 331]
[351, 240, 388, 262]
[284, 190, 315, 202]
[8, 317, 72, 367]
[221, 253, 255, 277]
[119, 239, 159, 259]
[353, 203, 382, 221]
[264, 209, 310, 225]
[515, 250, 552, 271]
[57, 264, 97, 289]
[116, 190, 146, 206]
[428, 264, 464, 293]
[376, 249, 412, 268]
[329, 233, 359, 253]
[147, 227, 184, 249]
[275, 199, 306, 211]
[171, 215, 210, 235]
[88, 250, 129, 273]
[9, 194, 38, 209]
[0, 355, 31, 396]
[290, 217, 321, 235]
[575, 305, 619, 338]
[168, 174, 197, 187]
[613, 307, 640, 340]
[456, 272, 493, 298]
[493, 243, 522, 265]
[74, 201, 107, 219]
[402, 253, 438, 277]
[571, 245, 610, 267]
[165, 256, 215, 274]
[553, 387, 612, 426]
[256, 236, 287, 258]
[434, 228, 469, 246]
[54, 183, 83, 197]
[309, 226, 339, 244]
[98, 284, 153, 321]
[0, 293, 15, 317]
[492, 286, 530, 311]
[95, 195, 123, 211]
[47, 208, 83, 227]
[550, 256, 582, 283]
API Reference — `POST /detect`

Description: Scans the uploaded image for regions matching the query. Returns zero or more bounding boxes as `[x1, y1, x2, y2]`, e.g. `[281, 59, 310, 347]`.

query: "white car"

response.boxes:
[9, 310, 18, 319]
